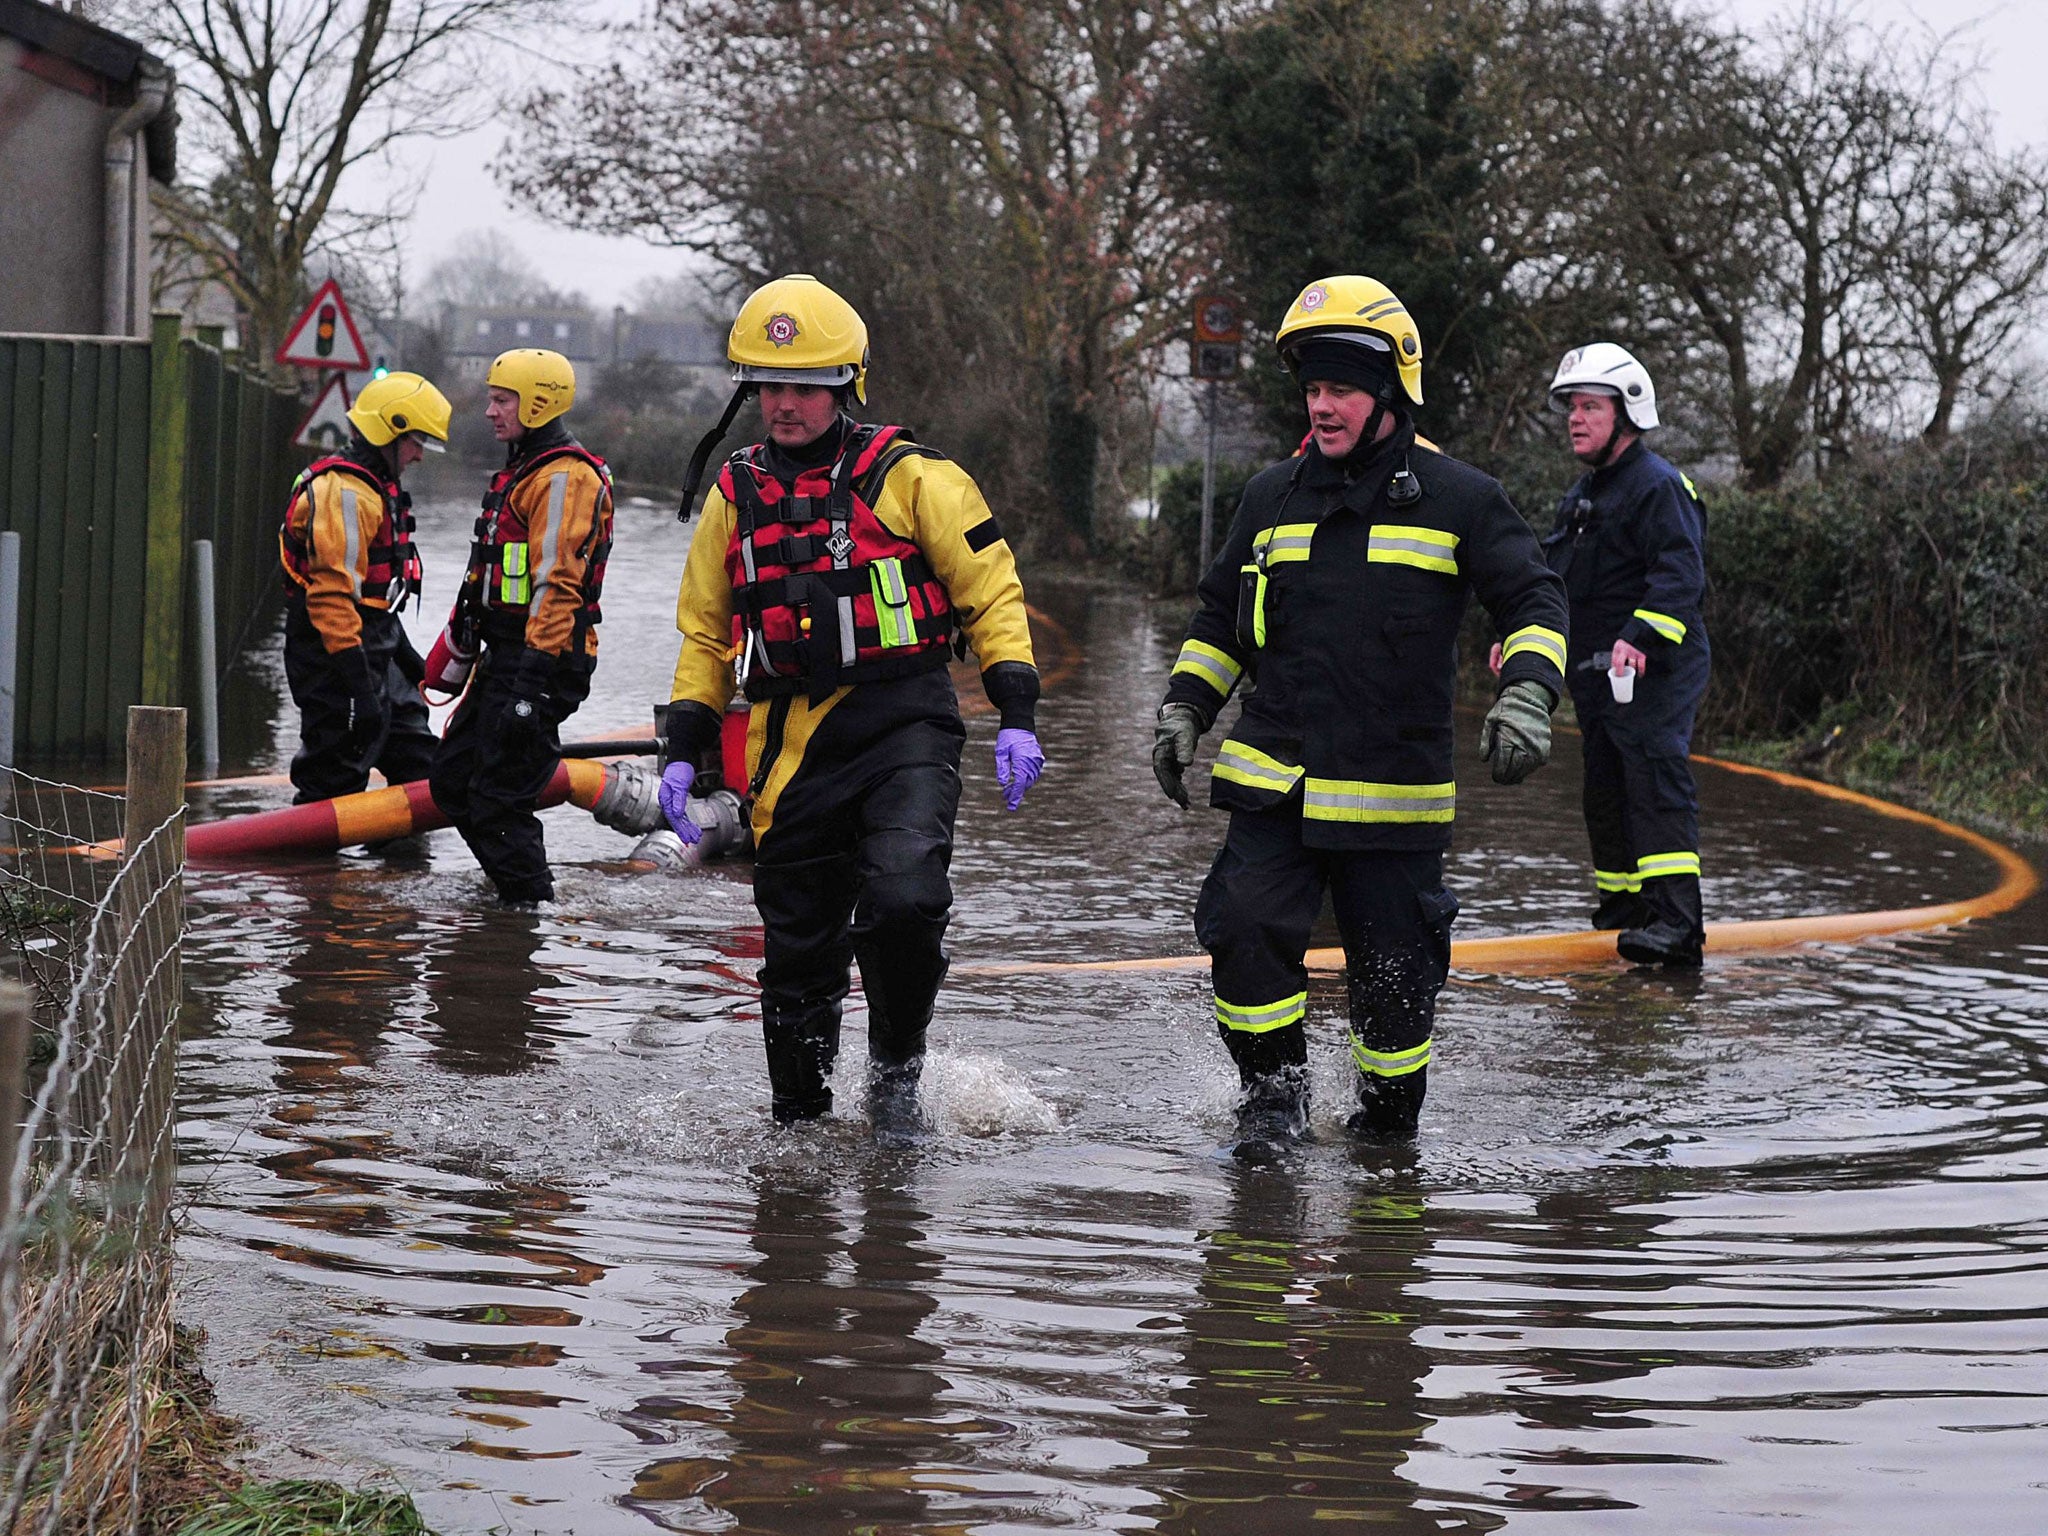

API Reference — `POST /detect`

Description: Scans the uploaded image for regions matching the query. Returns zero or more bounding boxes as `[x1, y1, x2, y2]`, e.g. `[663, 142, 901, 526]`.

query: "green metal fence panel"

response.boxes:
[0, 329, 303, 761]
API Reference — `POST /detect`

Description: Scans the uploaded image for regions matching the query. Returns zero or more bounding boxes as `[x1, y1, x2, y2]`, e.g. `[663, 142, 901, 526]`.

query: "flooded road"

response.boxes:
[168, 476, 2048, 1532]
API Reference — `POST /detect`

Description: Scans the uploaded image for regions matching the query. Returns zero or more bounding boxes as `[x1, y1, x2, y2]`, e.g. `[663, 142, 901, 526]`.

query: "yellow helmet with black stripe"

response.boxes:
[1275, 275, 1423, 406]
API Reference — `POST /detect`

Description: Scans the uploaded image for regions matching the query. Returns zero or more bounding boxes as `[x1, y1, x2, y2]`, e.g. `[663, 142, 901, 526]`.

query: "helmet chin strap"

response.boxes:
[677, 383, 755, 522]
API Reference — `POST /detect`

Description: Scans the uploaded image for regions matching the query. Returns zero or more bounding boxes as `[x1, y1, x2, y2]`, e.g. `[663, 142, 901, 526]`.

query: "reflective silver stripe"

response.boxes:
[532, 470, 566, 604]
[1501, 624, 1566, 671]
[339, 486, 362, 597]
[1302, 778, 1456, 823]
[1172, 639, 1241, 697]
[1253, 523, 1317, 565]
[1213, 740, 1303, 793]
[1636, 850, 1701, 879]
[1216, 991, 1307, 1033]
[1634, 608, 1687, 644]
[1366, 524, 1458, 574]
[1351, 1032, 1431, 1077]
[838, 595, 857, 663]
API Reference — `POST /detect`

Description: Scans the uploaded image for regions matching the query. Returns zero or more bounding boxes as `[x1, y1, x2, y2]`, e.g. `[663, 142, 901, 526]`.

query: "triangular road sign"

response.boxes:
[293, 373, 354, 450]
[276, 278, 371, 371]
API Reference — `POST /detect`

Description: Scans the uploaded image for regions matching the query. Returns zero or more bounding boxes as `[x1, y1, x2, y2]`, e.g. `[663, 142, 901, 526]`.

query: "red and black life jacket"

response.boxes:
[721, 423, 957, 703]
[463, 441, 614, 647]
[279, 456, 420, 611]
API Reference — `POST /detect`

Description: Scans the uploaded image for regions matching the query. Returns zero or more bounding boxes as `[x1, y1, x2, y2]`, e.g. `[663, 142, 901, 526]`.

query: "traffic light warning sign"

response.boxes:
[275, 278, 370, 371]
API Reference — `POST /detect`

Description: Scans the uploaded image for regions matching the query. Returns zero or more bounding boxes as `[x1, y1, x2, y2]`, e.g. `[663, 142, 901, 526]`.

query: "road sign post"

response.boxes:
[1190, 296, 1243, 573]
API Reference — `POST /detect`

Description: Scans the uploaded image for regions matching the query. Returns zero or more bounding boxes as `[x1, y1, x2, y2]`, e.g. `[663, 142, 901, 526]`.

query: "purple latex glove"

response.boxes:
[994, 728, 1045, 812]
[658, 762, 702, 844]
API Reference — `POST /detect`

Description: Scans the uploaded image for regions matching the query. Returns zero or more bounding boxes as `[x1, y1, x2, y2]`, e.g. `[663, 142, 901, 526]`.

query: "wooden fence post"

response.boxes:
[141, 314, 189, 710]
[0, 982, 30, 1228]
[113, 706, 184, 1230]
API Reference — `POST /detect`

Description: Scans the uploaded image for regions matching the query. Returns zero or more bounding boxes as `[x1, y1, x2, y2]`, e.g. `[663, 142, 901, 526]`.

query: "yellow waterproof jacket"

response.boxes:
[278, 452, 418, 654]
[671, 430, 1035, 836]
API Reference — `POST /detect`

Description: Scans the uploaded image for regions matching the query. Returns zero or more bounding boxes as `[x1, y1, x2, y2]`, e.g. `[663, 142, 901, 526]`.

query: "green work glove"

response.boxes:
[1479, 679, 1553, 786]
[1153, 703, 1204, 809]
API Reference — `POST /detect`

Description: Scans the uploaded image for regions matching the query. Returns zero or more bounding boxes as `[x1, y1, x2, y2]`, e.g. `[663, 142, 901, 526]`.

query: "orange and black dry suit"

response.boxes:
[430, 420, 614, 903]
[667, 415, 1038, 1122]
[277, 435, 435, 803]
[1163, 421, 1568, 1139]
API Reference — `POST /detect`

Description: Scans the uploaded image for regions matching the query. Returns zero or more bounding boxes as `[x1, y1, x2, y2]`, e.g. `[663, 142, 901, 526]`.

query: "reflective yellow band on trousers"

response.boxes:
[1302, 778, 1455, 823]
[1595, 868, 1642, 893]
[1637, 850, 1701, 879]
[1367, 524, 1459, 575]
[1634, 608, 1687, 644]
[1213, 740, 1305, 794]
[1216, 991, 1307, 1033]
[1252, 523, 1317, 565]
[1501, 624, 1567, 671]
[1172, 638, 1242, 698]
[1352, 1033, 1431, 1077]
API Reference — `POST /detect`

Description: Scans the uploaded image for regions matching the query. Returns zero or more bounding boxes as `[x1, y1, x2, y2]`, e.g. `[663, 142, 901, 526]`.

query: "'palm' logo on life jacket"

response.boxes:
[765, 313, 801, 348]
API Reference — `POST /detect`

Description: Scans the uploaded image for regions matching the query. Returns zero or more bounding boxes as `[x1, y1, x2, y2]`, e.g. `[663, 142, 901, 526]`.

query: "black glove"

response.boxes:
[391, 636, 427, 687]
[501, 646, 555, 746]
[335, 646, 385, 759]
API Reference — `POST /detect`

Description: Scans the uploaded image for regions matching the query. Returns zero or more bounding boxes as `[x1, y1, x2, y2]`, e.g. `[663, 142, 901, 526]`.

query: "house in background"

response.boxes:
[442, 305, 602, 381]
[0, 0, 175, 337]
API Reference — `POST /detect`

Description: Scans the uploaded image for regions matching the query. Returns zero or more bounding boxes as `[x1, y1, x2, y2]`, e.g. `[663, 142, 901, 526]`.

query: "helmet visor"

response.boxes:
[734, 363, 858, 389]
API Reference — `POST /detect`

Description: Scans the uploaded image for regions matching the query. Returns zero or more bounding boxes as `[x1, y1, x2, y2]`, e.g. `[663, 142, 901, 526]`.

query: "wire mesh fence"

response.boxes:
[0, 764, 186, 1535]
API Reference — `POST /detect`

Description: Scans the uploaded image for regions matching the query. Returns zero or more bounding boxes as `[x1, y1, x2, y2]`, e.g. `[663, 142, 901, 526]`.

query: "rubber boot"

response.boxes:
[1618, 874, 1704, 968]
[868, 1054, 930, 1149]
[762, 1000, 841, 1124]
[1346, 1066, 1427, 1144]
[1590, 890, 1652, 931]
[1231, 1066, 1310, 1164]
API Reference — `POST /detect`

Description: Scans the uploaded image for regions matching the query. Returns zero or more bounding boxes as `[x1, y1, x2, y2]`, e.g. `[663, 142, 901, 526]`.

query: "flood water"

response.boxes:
[163, 473, 2048, 1532]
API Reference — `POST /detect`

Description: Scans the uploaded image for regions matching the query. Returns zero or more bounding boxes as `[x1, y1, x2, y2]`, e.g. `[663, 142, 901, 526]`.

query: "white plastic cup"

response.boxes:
[1609, 663, 1636, 704]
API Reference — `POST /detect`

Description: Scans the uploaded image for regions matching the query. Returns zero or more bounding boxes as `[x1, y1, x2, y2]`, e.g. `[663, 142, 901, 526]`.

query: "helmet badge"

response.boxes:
[1300, 284, 1327, 312]
[765, 313, 802, 348]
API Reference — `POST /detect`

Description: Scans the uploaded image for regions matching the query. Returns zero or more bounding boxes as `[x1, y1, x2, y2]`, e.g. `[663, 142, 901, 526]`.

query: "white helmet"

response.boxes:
[1549, 343, 1658, 430]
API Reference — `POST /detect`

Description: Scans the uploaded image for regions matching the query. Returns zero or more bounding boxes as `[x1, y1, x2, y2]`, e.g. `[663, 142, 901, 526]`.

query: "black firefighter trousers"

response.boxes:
[429, 643, 590, 904]
[751, 719, 962, 1124]
[1571, 649, 1708, 943]
[283, 598, 435, 804]
[1195, 807, 1458, 1139]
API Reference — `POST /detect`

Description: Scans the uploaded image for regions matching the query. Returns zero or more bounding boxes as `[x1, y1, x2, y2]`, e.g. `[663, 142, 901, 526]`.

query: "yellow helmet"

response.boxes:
[728, 274, 869, 405]
[346, 371, 452, 447]
[1274, 275, 1424, 406]
[486, 348, 576, 429]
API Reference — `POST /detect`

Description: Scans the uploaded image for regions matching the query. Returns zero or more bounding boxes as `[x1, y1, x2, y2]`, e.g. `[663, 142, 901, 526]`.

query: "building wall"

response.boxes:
[0, 39, 108, 334]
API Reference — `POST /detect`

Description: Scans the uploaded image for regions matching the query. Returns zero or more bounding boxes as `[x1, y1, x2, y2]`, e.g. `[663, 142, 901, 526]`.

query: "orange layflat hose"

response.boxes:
[965, 754, 2039, 978]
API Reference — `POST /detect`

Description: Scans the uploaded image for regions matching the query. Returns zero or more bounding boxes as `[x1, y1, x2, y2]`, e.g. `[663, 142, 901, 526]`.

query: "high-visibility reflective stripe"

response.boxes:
[871, 558, 914, 647]
[1302, 778, 1455, 823]
[1595, 868, 1642, 893]
[1173, 638, 1242, 698]
[1501, 624, 1567, 671]
[1252, 522, 1317, 565]
[499, 542, 530, 606]
[1367, 523, 1459, 575]
[1636, 850, 1701, 879]
[1352, 1032, 1431, 1077]
[1213, 740, 1304, 794]
[339, 487, 362, 597]
[1681, 471, 1700, 500]
[533, 472, 566, 604]
[1634, 608, 1687, 644]
[1217, 991, 1307, 1034]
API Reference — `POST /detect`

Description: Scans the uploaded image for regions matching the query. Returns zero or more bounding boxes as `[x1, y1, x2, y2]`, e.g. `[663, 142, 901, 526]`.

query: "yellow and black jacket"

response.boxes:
[668, 418, 1036, 840]
[465, 422, 614, 660]
[1163, 422, 1568, 852]
[278, 446, 419, 653]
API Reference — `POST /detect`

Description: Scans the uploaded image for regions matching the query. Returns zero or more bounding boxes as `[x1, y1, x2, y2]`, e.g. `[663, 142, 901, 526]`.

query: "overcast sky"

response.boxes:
[384, 0, 2048, 311]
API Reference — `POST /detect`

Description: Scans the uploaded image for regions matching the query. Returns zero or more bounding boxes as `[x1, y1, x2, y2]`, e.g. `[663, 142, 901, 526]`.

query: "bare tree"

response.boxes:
[119, 0, 539, 371]
[505, 0, 1221, 549]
